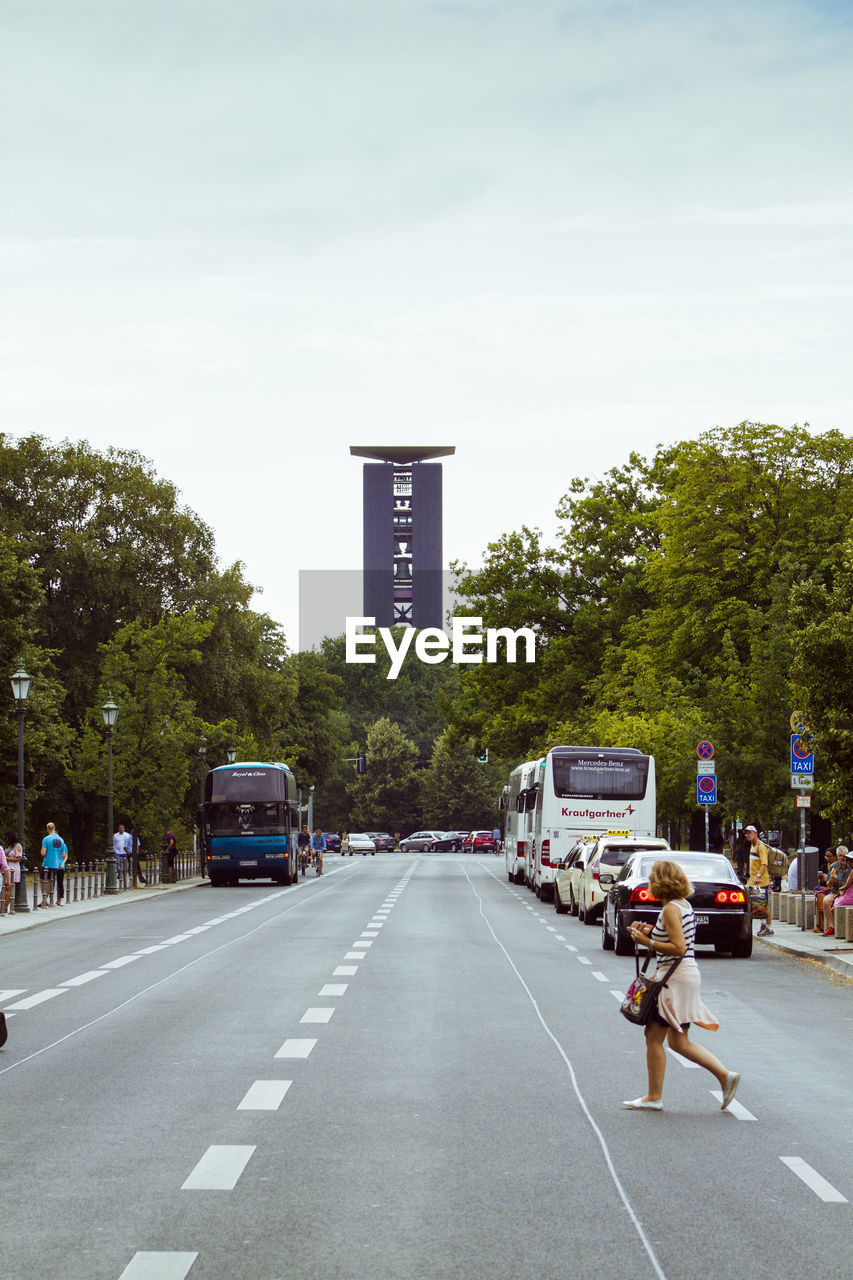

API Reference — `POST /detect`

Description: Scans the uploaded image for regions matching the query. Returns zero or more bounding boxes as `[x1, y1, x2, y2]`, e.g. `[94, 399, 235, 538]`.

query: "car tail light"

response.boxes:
[630, 887, 660, 903]
[517, 842, 525, 859]
[541, 839, 551, 866]
[715, 889, 746, 904]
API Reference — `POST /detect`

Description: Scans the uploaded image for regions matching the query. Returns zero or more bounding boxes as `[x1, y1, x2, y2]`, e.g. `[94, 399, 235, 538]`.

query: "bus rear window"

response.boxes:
[552, 756, 648, 800]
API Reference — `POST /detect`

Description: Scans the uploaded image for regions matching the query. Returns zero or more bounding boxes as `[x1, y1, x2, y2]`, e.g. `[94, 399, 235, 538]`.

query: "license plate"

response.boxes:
[241, 860, 258, 867]
[695, 914, 709, 925]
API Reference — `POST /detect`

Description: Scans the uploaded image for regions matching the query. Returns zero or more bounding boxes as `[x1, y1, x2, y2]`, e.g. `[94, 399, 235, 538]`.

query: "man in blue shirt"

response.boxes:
[39, 822, 68, 907]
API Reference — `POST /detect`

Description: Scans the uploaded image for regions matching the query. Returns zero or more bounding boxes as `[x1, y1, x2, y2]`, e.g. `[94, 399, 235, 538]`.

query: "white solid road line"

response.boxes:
[275, 1038, 317, 1058]
[181, 1145, 256, 1191]
[780, 1156, 848, 1202]
[300, 1007, 334, 1023]
[6, 988, 70, 1010]
[118, 1251, 199, 1280]
[237, 1080, 293, 1111]
[60, 971, 109, 987]
[708, 1092, 758, 1121]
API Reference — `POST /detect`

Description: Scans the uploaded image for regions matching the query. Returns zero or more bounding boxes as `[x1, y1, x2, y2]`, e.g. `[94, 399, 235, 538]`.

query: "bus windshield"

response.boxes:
[206, 802, 286, 836]
[551, 753, 649, 800]
[207, 768, 286, 804]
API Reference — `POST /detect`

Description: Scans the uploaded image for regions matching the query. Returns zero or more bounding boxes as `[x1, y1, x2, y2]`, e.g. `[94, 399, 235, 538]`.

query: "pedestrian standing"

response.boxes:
[165, 829, 177, 883]
[2, 830, 22, 914]
[745, 825, 774, 936]
[113, 823, 132, 885]
[131, 824, 147, 885]
[39, 823, 68, 907]
[622, 859, 740, 1112]
[0, 843, 10, 916]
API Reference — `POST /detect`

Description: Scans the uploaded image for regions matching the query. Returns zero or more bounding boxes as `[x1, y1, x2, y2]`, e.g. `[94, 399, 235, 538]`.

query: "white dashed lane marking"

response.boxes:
[300, 1008, 334, 1024]
[118, 1251, 199, 1280]
[0, 989, 26, 1003]
[6, 989, 69, 1010]
[577, 957, 592, 966]
[667, 1046, 700, 1069]
[591, 972, 609, 982]
[181, 1145, 255, 1190]
[344, 951, 365, 959]
[319, 984, 348, 996]
[59, 971, 109, 987]
[334, 966, 358, 976]
[275, 1038, 317, 1059]
[709, 1092, 757, 1121]
[779, 1157, 848, 1202]
[101, 955, 141, 969]
[237, 1081, 292, 1111]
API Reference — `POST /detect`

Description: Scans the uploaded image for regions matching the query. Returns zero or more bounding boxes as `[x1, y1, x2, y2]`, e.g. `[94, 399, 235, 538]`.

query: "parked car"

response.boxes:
[342, 833, 376, 856]
[600, 849, 753, 957]
[463, 830, 497, 853]
[324, 832, 342, 853]
[365, 832, 395, 851]
[576, 836, 671, 925]
[553, 838, 599, 914]
[399, 830, 444, 852]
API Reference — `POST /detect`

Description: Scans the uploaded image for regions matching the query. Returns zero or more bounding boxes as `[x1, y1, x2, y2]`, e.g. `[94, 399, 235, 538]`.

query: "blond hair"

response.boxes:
[648, 859, 692, 902]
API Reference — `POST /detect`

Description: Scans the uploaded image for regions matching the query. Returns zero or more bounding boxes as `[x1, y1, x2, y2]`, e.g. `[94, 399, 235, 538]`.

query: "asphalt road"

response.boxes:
[1, 853, 851, 1280]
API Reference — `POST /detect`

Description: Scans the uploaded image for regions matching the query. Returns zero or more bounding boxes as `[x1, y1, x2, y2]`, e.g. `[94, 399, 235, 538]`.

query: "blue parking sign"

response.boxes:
[697, 775, 717, 804]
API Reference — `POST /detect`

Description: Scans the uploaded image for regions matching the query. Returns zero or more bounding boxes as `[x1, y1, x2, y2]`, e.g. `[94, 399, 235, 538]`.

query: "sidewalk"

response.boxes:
[0, 877, 206, 934]
[757, 918, 853, 979]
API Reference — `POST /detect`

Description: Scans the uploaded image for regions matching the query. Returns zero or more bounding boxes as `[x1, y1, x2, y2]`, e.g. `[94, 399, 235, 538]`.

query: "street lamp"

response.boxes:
[102, 695, 119, 894]
[10, 666, 32, 913]
[226, 746, 237, 764]
[198, 737, 208, 875]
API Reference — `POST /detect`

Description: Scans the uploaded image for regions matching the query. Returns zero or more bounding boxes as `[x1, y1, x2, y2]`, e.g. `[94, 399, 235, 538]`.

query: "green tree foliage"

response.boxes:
[346, 717, 420, 834]
[450, 423, 853, 837]
[419, 731, 502, 829]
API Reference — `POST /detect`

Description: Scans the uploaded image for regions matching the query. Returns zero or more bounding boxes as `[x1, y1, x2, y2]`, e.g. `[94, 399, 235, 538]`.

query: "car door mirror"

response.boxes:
[598, 873, 615, 886]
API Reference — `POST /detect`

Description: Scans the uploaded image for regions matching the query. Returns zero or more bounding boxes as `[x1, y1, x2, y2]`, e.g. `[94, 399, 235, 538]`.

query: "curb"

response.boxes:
[0, 877, 206, 935]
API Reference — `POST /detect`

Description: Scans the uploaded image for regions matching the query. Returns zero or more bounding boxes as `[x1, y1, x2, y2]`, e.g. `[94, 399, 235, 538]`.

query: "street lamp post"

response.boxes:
[198, 738, 207, 875]
[102, 696, 119, 894]
[226, 746, 237, 764]
[10, 666, 32, 913]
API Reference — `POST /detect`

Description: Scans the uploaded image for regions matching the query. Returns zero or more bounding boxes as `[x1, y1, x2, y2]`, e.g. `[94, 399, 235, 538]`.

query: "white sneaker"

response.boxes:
[622, 1097, 663, 1110]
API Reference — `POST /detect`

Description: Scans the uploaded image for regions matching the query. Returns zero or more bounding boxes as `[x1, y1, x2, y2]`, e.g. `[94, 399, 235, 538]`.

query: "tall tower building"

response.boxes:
[350, 445, 455, 630]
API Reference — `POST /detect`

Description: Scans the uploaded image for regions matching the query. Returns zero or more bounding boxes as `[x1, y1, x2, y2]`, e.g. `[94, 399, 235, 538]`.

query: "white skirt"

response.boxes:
[654, 958, 719, 1032]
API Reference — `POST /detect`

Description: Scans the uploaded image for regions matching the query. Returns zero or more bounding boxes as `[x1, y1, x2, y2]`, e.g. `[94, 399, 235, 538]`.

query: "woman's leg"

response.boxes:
[644, 1022, 669, 1101]
[666, 1027, 727, 1087]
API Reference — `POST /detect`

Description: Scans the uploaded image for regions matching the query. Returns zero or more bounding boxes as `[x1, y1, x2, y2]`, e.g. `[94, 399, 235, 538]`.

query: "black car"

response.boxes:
[324, 833, 342, 853]
[600, 850, 753, 958]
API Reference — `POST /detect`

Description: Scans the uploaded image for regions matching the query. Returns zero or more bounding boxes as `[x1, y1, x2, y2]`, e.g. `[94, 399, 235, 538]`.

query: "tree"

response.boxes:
[346, 717, 420, 833]
[419, 731, 502, 830]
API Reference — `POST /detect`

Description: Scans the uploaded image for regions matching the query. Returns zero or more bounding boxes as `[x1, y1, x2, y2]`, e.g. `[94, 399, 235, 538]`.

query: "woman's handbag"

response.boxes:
[620, 950, 683, 1025]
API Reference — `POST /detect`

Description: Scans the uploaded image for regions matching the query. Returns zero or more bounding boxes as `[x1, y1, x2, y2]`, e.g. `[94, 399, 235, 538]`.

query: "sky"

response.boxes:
[1, 0, 851, 645]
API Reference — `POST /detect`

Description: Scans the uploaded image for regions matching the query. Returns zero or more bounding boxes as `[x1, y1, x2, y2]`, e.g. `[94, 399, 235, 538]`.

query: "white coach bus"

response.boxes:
[529, 746, 657, 901]
[502, 759, 540, 885]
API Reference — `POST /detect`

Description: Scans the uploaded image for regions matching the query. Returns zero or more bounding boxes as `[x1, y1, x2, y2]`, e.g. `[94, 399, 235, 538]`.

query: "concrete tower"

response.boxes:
[350, 445, 455, 629]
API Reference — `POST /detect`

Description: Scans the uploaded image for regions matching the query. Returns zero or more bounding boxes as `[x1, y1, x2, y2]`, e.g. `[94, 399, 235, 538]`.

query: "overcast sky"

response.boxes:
[2, 0, 851, 644]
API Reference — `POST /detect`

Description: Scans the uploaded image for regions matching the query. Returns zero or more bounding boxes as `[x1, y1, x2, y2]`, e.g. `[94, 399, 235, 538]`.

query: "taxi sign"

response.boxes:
[604, 829, 631, 838]
[697, 775, 717, 804]
[790, 733, 814, 775]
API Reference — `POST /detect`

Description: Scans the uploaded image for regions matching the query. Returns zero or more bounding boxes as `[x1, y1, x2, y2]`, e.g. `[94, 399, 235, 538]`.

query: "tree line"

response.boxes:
[4, 422, 850, 859]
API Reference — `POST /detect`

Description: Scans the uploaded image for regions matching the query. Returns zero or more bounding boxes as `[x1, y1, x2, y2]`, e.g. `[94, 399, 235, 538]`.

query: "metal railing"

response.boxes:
[19, 851, 200, 910]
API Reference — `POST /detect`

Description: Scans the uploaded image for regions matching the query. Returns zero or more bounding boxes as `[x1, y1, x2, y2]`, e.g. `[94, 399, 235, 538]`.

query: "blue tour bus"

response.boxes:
[199, 761, 300, 886]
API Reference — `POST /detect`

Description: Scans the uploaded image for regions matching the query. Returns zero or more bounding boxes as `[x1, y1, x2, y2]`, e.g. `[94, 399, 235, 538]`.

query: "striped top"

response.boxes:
[650, 898, 695, 968]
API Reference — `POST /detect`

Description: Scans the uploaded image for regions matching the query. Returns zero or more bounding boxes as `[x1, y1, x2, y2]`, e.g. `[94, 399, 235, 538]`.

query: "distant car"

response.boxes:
[399, 830, 444, 852]
[324, 833, 342, 853]
[365, 832, 395, 851]
[463, 830, 497, 853]
[342, 833, 376, 856]
[600, 850, 753, 957]
[442, 831, 469, 851]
